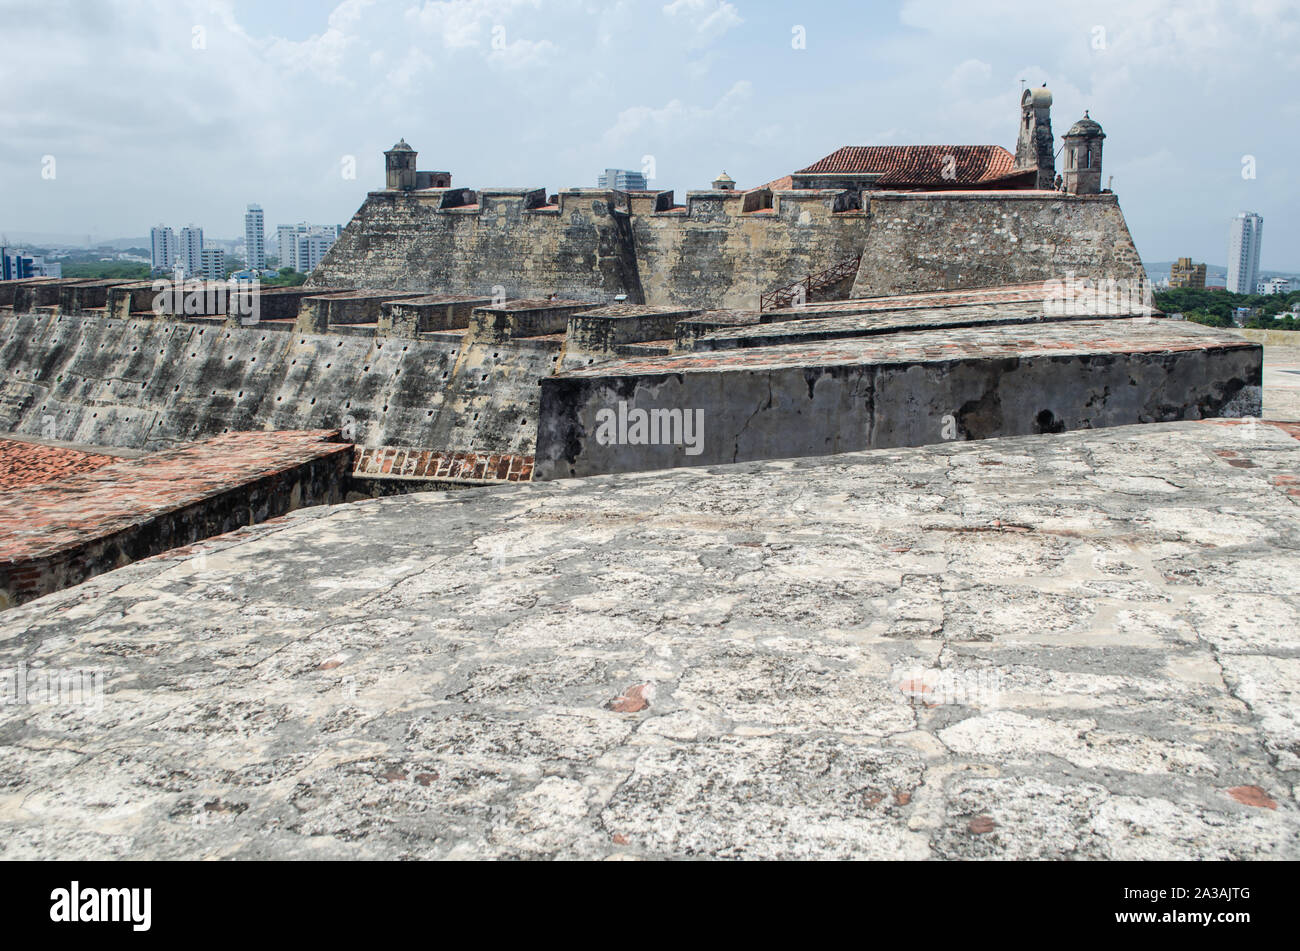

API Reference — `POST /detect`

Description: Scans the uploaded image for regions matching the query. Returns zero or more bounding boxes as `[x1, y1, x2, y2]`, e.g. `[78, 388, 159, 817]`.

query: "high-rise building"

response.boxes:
[1169, 257, 1207, 289]
[178, 225, 204, 277]
[1, 247, 61, 280]
[244, 204, 266, 271]
[597, 168, 648, 190]
[277, 222, 339, 273]
[275, 224, 296, 269]
[200, 248, 226, 281]
[1258, 277, 1291, 295]
[294, 231, 336, 273]
[150, 225, 177, 272]
[1227, 212, 1263, 294]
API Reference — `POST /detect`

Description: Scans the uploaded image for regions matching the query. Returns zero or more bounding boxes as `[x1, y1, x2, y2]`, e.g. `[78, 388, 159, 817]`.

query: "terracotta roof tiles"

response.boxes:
[797, 145, 1020, 187]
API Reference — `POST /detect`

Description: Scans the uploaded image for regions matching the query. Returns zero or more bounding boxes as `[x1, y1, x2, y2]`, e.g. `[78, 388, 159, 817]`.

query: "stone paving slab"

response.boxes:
[694, 301, 1147, 351]
[0, 420, 1297, 859]
[1261, 345, 1300, 422]
[554, 317, 1252, 377]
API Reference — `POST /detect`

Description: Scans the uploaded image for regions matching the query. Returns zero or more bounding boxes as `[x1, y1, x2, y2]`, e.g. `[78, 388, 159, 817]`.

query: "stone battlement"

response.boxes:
[309, 185, 1145, 312]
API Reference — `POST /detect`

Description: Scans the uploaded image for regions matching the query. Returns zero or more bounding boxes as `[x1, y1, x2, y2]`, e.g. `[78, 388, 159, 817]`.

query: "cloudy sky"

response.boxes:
[2, 0, 1297, 267]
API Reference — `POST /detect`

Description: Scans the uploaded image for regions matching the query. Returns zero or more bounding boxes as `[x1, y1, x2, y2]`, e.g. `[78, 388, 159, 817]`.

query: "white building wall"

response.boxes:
[1226, 212, 1263, 294]
[244, 205, 266, 271]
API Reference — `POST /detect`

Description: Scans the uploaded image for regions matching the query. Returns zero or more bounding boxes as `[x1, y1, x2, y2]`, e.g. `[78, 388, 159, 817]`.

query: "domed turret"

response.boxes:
[1065, 114, 1103, 138]
[711, 171, 736, 191]
[384, 139, 418, 191]
[1062, 111, 1106, 195]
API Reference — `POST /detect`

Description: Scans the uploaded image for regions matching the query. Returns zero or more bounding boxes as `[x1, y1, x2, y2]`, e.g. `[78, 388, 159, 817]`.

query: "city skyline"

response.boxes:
[2, 0, 1297, 269]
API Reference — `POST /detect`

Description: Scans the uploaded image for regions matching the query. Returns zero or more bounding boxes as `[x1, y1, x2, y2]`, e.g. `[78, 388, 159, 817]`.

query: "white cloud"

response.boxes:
[1, 0, 1297, 267]
[663, 0, 743, 47]
[602, 80, 753, 149]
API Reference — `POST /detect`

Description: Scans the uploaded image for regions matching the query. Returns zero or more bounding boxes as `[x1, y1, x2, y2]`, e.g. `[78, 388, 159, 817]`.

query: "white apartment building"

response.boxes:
[150, 225, 177, 271]
[178, 225, 204, 277]
[1226, 212, 1263, 294]
[277, 222, 339, 274]
[1257, 277, 1291, 295]
[200, 248, 226, 281]
[244, 204, 266, 271]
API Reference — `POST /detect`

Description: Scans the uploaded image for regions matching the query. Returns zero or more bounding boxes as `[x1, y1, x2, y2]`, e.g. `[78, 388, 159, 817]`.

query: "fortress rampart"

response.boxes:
[0, 310, 554, 454]
[0, 95, 1254, 487]
[310, 185, 1146, 311]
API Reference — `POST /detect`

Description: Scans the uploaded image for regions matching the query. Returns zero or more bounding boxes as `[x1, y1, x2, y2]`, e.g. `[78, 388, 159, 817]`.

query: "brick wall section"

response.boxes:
[353, 446, 533, 484]
[0, 438, 117, 490]
[0, 430, 352, 609]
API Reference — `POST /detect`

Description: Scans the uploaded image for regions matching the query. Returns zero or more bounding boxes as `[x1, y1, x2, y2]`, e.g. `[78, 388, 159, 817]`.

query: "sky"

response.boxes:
[1, 0, 1297, 268]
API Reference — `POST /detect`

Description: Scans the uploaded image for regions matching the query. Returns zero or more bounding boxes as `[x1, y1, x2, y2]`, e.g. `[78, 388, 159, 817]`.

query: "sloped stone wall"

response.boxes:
[850, 193, 1146, 297]
[312, 186, 1146, 312]
[0, 312, 553, 454]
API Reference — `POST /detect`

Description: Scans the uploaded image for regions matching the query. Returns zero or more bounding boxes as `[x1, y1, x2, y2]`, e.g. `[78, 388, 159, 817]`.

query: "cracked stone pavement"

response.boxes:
[1, 419, 1298, 859]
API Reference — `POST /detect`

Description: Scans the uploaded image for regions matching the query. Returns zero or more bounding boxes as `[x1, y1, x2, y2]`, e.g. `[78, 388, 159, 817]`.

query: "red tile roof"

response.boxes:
[797, 145, 1021, 187]
[0, 438, 117, 491]
[0, 431, 350, 563]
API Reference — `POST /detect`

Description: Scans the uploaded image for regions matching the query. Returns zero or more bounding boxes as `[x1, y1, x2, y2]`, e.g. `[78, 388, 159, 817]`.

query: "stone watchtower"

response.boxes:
[1014, 85, 1056, 189]
[1062, 113, 1105, 195]
[384, 139, 418, 191]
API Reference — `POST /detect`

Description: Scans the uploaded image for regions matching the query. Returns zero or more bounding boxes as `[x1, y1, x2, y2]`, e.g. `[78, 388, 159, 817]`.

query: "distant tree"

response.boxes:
[262, 267, 307, 287]
[60, 261, 151, 280]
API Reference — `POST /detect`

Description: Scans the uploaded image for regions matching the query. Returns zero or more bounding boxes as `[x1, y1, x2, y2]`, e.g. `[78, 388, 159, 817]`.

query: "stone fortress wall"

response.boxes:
[0, 308, 554, 455]
[0, 88, 1252, 484]
[310, 184, 1147, 311]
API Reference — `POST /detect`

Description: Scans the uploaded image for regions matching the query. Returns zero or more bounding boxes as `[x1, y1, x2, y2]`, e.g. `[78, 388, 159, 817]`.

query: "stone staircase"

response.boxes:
[758, 253, 862, 311]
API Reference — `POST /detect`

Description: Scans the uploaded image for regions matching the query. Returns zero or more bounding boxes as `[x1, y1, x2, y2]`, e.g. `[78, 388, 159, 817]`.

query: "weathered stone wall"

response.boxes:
[850, 193, 1146, 297]
[310, 188, 643, 304]
[0, 312, 551, 454]
[629, 191, 868, 309]
[534, 321, 1262, 479]
[313, 185, 1146, 311]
